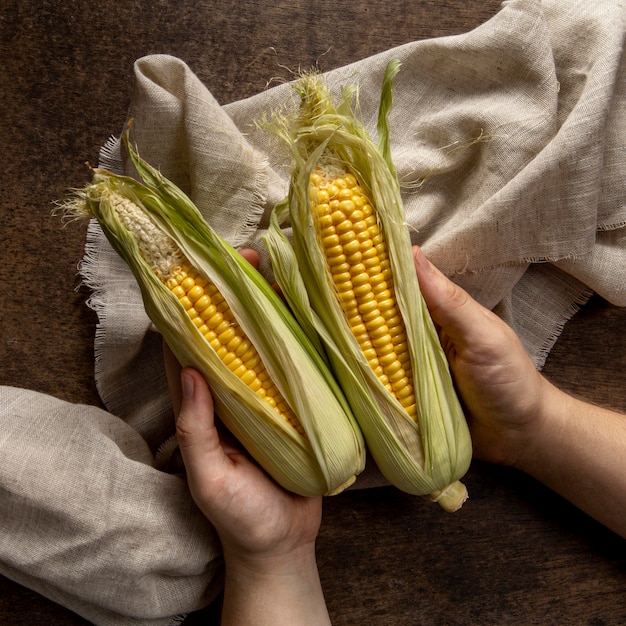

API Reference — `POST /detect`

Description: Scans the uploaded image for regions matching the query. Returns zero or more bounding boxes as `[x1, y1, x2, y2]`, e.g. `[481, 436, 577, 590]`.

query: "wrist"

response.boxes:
[223, 540, 319, 580]
[512, 376, 569, 476]
[221, 541, 331, 626]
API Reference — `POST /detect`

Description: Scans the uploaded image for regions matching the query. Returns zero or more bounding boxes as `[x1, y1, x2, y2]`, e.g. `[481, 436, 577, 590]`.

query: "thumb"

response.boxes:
[412, 246, 500, 348]
[176, 368, 228, 483]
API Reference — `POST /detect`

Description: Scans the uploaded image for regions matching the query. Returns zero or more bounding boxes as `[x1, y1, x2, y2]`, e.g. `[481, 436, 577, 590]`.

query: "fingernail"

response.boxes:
[181, 370, 195, 400]
[413, 246, 432, 274]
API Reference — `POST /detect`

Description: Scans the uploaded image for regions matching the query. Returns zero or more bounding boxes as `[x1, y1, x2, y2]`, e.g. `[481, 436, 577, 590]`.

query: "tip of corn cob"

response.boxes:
[428, 481, 469, 513]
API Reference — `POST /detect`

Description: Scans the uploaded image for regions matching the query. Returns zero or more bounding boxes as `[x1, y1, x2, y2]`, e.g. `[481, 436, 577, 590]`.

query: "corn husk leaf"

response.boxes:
[263, 60, 472, 511]
[66, 134, 365, 497]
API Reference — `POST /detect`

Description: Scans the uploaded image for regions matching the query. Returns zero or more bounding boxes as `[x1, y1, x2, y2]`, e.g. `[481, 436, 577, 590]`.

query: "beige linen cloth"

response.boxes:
[1, 1, 625, 624]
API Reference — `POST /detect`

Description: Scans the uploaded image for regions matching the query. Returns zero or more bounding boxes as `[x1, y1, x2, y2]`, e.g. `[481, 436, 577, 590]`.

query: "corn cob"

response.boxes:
[263, 61, 472, 511]
[308, 165, 418, 421]
[112, 190, 303, 434]
[64, 134, 365, 497]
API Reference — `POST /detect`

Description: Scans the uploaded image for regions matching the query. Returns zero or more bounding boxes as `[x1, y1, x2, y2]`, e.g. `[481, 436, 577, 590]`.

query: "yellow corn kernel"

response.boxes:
[309, 165, 417, 420]
[112, 190, 305, 436]
[171, 262, 304, 435]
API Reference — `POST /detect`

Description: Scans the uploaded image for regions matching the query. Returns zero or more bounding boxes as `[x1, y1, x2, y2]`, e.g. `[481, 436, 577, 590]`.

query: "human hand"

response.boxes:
[164, 353, 322, 565]
[165, 348, 330, 625]
[412, 246, 555, 469]
[163, 247, 322, 567]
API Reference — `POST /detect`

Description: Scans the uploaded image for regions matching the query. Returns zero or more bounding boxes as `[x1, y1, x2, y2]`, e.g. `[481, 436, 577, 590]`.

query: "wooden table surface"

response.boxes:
[1, 1, 625, 624]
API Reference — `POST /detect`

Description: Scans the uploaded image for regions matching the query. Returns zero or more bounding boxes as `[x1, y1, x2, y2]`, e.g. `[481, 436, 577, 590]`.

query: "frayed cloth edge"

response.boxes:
[99, 134, 124, 173]
[227, 154, 271, 249]
[535, 286, 595, 371]
[77, 219, 110, 408]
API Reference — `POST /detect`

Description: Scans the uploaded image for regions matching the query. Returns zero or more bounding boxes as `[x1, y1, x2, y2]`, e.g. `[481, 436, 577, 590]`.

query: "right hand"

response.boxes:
[412, 246, 553, 468]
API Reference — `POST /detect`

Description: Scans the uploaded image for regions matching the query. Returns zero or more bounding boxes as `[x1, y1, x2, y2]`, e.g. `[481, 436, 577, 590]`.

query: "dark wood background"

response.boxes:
[1, 1, 625, 624]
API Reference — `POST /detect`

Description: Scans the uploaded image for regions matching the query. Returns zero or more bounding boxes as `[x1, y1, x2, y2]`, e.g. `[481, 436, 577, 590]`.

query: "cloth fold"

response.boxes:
[90, 0, 626, 443]
[0, 387, 222, 626]
[1, 1, 625, 624]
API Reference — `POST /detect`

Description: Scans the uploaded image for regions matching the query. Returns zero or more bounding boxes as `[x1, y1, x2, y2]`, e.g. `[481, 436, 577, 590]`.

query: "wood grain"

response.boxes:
[2, 1, 624, 624]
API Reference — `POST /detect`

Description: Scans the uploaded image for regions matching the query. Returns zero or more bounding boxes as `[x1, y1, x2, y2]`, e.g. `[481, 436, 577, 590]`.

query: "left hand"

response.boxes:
[163, 246, 322, 565]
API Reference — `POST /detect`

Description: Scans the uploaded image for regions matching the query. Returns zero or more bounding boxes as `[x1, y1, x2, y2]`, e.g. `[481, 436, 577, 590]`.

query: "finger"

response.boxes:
[163, 341, 235, 450]
[272, 280, 285, 300]
[238, 247, 285, 300]
[238, 247, 260, 269]
[412, 246, 504, 349]
[175, 368, 231, 484]
[240, 247, 285, 298]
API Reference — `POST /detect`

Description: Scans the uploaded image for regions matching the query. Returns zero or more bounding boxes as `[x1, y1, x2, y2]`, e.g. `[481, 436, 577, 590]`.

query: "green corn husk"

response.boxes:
[262, 61, 472, 511]
[65, 133, 366, 497]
